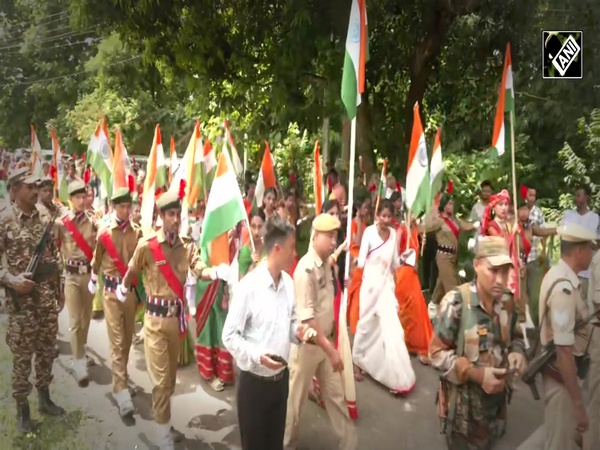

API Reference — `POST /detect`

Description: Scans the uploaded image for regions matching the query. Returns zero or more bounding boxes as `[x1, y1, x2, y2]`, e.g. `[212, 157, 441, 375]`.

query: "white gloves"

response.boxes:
[116, 284, 128, 303]
[88, 273, 98, 295]
[212, 264, 230, 281]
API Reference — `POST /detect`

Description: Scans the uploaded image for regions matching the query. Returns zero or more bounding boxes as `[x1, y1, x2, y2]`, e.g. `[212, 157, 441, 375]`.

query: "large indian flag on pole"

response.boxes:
[30, 125, 44, 177]
[254, 141, 277, 208]
[87, 118, 113, 197]
[50, 128, 69, 203]
[223, 120, 243, 177]
[199, 151, 246, 266]
[140, 124, 164, 233]
[491, 43, 514, 157]
[406, 102, 430, 217]
[341, 0, 368, 120]
[429, 127, 444, 212]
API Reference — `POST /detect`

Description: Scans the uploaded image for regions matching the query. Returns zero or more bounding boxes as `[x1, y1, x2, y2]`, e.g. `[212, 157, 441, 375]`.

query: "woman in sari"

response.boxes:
[427, 193, 476, 307]
[481, 189, 556, 325]
[353, 200, 416, 395]
[238, 210, 266, 279]
[395, 215, 433, 365]
[345, 196, 371, 381]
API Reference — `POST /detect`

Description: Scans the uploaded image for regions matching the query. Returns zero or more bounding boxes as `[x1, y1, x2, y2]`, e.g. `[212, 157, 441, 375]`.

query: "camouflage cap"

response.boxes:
[156, 190, 181, 212]
[475, 236, 513, 267]
[313, 213, 341, 232]
[110, 187, 132, 204]
[7, 167, 38, 186]
[558, 224, 596, 243]
[68, 180, 87, 196]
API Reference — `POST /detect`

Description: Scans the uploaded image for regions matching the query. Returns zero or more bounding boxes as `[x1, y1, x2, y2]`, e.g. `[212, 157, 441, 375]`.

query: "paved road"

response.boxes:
[2, 306, 545, 449]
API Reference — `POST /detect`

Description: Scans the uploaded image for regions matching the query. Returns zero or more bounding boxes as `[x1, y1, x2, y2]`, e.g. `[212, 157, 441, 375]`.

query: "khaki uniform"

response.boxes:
[91, 217, 141, 394]
[284, 248, 357, 450]
[585, 252, 600, 450]
[128, 228, 207, 425]
[54, 211, 97, 363]
[539, 259, 592, 450]
[427, 217, 460, 305]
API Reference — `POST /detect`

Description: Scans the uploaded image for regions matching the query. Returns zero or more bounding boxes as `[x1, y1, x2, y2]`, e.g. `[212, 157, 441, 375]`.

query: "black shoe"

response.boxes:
[17, 401, 33, 434]
[37, 388, 65, 416]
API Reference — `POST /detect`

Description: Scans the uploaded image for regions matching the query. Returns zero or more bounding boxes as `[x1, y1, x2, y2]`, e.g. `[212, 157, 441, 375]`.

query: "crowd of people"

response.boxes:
[0, 146, 599, 450]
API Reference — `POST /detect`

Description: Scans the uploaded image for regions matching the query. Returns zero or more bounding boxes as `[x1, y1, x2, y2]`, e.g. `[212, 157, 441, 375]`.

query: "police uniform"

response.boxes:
[125, 190, 210, 449]
[90, 187, 141, 417]
[585, 246, 600, 450]
[55, 180, 98, 385]
[0, 169, 65, 433]
[284, 214, 357, 450]
[538, 224, 595, 450]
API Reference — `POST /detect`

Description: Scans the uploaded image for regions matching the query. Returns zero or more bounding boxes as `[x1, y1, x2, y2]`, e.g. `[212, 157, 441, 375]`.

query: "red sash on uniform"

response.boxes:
[519, 225, 532, 257]
[99, 230, 137, 286]
[148, 236, 188, 338]
[62, 214, 94, 261]
[443, 217, 460, 240]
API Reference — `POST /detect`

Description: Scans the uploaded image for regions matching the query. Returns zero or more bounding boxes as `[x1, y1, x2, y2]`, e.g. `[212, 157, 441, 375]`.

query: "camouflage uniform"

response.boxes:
[430, 281, 525, 450]
[0, 204, 63, 402]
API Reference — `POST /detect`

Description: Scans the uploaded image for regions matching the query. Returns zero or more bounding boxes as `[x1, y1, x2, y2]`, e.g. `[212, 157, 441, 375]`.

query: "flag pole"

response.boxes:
[510, 111, 518, 227]
[342, 117, 357, 308]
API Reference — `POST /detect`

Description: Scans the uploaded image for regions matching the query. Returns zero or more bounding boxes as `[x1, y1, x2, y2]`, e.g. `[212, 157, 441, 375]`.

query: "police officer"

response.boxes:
[55, 180, 98, 386]
[0, 169, 64, 433]
[89, 187, 141, 417]
[538, 224, 595, 449]
[586, 237, 600, 450]
[120, 190, 225, 449]
[284, 213, 357, 450]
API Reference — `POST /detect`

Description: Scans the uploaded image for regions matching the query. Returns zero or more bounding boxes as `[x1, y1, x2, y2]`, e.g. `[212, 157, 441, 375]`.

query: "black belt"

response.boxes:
[245, 368, 288, 382]
[437, 245, 457, 255]
[146, 301, 181, 318]
[65, 262, 91, 274]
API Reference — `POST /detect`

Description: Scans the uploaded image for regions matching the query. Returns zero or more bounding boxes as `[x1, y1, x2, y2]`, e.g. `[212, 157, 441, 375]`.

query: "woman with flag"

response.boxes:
[426, 183, 477, 307]
[238, 209, 266, 278]
[352, 200, 415, 395]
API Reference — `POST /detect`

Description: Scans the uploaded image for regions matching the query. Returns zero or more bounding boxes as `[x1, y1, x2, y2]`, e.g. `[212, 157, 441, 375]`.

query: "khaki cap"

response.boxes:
[156, 190, 181, 212]
[68, 180, 87, 196]
[38, 176, 54, 187]
[475, 236, 513, 267]
[312, 213, 341, 232]
[558, 224, 597, 243]
[110, 187, 132, 204]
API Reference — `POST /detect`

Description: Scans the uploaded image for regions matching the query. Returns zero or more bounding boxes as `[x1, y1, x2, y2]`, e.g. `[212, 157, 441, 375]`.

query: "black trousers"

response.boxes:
[236, 369, 289, 450]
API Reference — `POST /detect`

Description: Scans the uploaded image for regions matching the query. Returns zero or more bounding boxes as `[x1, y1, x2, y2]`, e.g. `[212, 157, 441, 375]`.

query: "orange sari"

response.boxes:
[394, 224, 433, 357]
[347, 219, 366, 335]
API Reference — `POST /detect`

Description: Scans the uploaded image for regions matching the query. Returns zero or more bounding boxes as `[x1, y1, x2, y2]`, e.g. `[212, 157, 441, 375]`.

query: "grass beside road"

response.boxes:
[0, 314, 93, 450]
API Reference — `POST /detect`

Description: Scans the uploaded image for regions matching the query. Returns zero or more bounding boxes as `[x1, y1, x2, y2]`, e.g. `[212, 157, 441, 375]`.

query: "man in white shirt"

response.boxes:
[562, 184, 600, 302]
[222, 217, 313, 450]
[469, 180, 493, 222]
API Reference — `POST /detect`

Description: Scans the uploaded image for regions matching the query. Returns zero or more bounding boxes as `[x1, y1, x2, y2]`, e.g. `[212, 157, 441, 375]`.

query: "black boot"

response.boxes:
[17, 401, 33, 433]
[37, 388, 65, 416]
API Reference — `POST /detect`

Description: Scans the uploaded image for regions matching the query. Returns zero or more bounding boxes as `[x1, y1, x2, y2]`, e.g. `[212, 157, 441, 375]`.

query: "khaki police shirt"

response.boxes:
[540, 259, 590, 355]
[588, 251, 600, 325]
[91, 218, 141, 278]
[294, 247, 335, 337]
[54, 211, 97, 262]
[425, 215, 475, 249]
[128, 229, 207, 299]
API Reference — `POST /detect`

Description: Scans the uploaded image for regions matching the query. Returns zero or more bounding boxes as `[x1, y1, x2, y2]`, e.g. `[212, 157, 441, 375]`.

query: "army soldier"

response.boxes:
[538, 224, 594, 450]
[285, 213, 357, 450]
[89, 187, 142, 417]
[430, 236, 527, 450]
[0, 169, 65, 433]
[120, 190, 228, 449]
[55, 180, 98, 386]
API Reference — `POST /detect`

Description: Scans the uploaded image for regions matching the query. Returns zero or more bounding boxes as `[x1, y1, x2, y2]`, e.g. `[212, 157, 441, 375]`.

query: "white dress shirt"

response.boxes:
[222, 264, 300, 377]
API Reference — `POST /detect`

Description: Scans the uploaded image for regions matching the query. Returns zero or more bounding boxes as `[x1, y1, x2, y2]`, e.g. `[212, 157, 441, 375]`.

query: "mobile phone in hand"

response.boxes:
[268, 354, 288, 366]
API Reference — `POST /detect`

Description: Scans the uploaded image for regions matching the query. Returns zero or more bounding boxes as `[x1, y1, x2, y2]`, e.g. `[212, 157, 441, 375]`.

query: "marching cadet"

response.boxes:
[119, 189, 229, 450]
[285, 213, 357, 450]
[0, 169, 65, 433]
[37, 176, 66, 216]
[89, 187, 142, 418]
[537, 224, 594, 450]
[54, 180, 98, 386]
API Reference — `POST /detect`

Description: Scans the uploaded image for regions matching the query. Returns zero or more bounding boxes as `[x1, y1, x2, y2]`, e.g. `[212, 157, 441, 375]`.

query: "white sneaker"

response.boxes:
[157, 423, 175, 450]
[114, 389, 134, 417]
[74, 358, 89, 385]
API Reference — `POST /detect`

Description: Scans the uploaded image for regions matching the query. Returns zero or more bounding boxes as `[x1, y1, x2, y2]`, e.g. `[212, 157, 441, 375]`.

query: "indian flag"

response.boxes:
[405, 102, 430, 217]
[140, 124, 164, 234]
[169, 136, 178, 183]
[50, 128, 69, 203]
[313, 141, 324, 214]
[87, 118, 113, 197]
[429, 127, 444, 211]
[254, 141, 277, 208]
[30, 125, 44, 177]
[491, 43, 514, 157]
[223, 120, 243, 177]
[199, 151, 246, 266]
[112, 128, 134, 193]
[341, 0, 368, 120]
